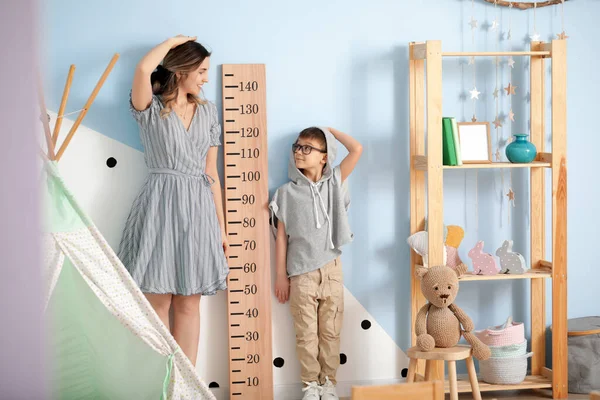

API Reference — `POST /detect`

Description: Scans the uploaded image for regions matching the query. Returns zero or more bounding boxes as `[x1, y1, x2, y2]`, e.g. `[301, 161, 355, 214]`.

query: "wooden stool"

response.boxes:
[406, 345, 481, 400]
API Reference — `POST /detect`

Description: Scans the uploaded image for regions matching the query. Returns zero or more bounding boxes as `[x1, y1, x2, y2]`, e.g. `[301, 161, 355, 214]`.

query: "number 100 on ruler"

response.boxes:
[222, 64, 273, 400]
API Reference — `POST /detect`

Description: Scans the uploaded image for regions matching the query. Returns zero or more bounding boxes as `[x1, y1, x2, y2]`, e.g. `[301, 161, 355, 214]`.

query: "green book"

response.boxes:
[442, 117, 458, 166]
[450, 117, 462, 166]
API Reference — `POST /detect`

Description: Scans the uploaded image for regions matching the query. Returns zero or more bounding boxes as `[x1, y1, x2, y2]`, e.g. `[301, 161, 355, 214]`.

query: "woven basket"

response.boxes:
[475, 316, 525, 347]
[488, 340, 527, 358]
[480, 352, 533, 385]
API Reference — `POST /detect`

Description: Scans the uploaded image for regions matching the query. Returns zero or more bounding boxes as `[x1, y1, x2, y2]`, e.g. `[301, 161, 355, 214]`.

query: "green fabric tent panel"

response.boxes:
[48, 258, 167, 399]
[43, 161, 92, 233]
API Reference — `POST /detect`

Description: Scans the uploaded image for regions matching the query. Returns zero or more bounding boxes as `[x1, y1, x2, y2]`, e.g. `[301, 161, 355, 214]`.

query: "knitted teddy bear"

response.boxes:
[415, 264, 491, 360]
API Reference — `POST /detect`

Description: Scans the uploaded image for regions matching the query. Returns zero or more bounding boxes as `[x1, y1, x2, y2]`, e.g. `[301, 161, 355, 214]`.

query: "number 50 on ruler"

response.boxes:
[222, 64, 273, 400]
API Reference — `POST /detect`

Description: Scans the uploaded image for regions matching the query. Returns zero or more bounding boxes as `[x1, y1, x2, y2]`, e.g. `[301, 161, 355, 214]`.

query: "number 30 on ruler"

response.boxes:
[222, 64, 273, 400]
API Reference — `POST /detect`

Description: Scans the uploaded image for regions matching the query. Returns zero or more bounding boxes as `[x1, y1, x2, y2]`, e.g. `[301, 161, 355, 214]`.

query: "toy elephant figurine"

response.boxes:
[496, 240, 526, 274]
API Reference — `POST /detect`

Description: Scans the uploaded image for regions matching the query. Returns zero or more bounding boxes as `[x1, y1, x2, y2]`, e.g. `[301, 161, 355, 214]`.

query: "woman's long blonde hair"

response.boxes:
[150, 41, 211, 118]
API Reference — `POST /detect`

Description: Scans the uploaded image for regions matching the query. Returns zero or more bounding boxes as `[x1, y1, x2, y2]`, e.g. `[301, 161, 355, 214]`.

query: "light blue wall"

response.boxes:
[43, 0, 600, 354]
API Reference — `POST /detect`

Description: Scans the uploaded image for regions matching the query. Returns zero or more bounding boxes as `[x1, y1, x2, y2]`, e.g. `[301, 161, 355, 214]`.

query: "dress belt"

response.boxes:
[149, 168, 215, 186]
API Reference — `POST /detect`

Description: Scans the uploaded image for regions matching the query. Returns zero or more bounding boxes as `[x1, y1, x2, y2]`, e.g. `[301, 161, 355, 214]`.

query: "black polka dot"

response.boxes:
[340, 353, 347, 365]
[106, 157, 117, 168]
[361, 320, 371, 330]
[401, 368, 408, 378]
[208, 382, 219, 388]
[273, 357, 285, 368]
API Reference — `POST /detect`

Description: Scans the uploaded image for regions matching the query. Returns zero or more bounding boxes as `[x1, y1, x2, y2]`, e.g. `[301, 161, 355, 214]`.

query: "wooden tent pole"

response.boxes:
[52, 64, 75, 146]
[55, 53, 119, 161]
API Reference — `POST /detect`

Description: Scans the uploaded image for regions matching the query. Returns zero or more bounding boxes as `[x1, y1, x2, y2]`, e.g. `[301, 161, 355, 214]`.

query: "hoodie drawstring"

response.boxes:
[310, 184, 322, 229]
[309, 182, 335, 249]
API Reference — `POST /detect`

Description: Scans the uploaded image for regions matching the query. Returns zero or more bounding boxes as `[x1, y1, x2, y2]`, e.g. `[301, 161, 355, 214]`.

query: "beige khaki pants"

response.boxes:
[290, 257, 344, 385]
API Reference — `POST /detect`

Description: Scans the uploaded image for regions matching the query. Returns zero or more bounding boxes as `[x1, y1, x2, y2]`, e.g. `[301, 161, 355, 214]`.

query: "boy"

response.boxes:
[269, 127, 362, 400]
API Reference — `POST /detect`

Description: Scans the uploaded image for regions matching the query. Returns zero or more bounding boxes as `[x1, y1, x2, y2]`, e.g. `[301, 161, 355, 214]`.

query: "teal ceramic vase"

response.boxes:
[505, 134, 537, 163]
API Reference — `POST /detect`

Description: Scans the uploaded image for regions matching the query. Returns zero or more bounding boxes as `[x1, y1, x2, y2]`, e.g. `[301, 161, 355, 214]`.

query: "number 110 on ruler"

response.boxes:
[222, 64, 273, 400]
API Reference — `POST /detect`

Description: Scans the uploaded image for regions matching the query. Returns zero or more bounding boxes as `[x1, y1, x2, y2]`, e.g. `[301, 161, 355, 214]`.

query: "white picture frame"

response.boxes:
[456, 122, 492, 163]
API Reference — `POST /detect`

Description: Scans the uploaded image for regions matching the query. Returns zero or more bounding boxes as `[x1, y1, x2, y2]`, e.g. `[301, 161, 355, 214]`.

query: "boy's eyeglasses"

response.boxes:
[292, 143, 327, 155]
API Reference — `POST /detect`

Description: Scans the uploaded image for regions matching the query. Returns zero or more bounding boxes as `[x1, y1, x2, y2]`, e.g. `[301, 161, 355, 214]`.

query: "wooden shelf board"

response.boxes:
[445, 374, 553, 393]
[414, 266, 552, 281]
[413, 158, 551, 171]
[460, 269, 552, 281]
[443, 161, 551, 170]
[443, 51, 550, 57]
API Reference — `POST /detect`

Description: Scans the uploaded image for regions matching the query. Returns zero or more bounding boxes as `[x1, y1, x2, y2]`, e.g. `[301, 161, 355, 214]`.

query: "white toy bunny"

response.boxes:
[495, 240, 526, 274]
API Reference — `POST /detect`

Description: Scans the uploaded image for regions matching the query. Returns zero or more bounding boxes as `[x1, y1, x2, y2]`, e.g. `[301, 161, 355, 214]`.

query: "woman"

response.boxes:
[118, 34, 229, 366]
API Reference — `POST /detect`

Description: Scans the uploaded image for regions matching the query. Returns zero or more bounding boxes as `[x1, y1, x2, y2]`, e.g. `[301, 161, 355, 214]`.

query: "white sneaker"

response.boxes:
[321, 377, 339, 400]
[302, 381, 322, 400]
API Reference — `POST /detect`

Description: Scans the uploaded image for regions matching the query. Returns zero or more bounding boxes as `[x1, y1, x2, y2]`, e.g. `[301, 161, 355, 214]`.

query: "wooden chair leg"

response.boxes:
[448, 361, 458, 400]
[424, 360, 433, 381]
[465, 356, 482, 400]
[407, 358, 418, 383]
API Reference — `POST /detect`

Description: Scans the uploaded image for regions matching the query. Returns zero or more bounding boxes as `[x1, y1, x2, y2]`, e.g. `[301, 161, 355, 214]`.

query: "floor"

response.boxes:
[341, 389, 589, 399]
[456, 389, 588, 399]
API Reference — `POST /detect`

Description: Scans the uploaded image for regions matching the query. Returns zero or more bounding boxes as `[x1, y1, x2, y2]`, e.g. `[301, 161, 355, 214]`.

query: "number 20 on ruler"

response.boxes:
[222, 64, 273, 400]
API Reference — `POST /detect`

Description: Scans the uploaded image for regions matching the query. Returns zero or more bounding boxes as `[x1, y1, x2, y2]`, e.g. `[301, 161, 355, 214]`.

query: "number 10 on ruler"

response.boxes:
[222, 64, 273, 400]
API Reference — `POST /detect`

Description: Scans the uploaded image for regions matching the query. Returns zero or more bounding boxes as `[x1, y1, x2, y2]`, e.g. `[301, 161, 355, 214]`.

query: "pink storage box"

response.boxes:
[475, 316, 525, 347]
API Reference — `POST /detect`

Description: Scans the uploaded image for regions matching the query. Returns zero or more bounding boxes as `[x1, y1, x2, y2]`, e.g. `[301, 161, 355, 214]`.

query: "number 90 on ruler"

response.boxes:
[222, 64, 273, 400]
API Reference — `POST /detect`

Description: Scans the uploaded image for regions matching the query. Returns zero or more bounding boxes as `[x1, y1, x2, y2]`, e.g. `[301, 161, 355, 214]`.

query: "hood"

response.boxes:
[288, 127, 338, 184]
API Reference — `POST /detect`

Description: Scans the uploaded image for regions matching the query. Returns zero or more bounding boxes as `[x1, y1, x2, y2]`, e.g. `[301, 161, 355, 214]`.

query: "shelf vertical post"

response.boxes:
[529, 41, 547, 377]
[551, 39, 568, 399]
[425, 40, 445, 380]
[409, 41, 427, 375]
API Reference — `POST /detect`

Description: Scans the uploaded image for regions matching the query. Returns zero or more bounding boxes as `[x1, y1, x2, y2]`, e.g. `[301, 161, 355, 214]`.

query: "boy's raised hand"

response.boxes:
[274, 275, 290, 303]
[328, 127, 363, 182]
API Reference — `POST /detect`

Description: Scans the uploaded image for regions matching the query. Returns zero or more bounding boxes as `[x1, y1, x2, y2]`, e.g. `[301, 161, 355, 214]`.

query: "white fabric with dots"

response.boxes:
[45, 225, 215, 399]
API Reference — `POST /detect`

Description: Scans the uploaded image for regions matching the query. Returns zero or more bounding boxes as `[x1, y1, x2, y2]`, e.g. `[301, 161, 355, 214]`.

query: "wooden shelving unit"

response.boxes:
[408, 40, 568, 399]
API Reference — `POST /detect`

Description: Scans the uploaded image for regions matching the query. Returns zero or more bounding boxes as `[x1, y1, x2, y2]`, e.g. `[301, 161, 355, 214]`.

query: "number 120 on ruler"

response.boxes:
[222, 64, 273, 400]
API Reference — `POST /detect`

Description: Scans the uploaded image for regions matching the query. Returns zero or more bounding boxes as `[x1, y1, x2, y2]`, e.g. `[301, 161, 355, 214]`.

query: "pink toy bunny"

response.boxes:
[468, 241, 500, 275]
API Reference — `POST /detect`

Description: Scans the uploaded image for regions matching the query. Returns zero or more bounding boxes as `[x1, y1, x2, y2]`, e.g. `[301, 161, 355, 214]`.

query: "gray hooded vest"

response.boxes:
[269, 127, 353, 277]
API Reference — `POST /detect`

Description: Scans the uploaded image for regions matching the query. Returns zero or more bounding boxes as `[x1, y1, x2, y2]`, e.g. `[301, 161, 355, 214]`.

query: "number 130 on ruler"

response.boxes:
[222, 64, 273, 400]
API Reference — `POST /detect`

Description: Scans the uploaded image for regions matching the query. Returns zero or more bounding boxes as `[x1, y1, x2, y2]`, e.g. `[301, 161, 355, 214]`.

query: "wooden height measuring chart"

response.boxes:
[222, 64, 273, 400]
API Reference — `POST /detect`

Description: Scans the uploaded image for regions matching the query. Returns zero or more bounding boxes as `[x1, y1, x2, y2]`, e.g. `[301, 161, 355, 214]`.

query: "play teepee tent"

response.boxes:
[41, 56, 215, 399]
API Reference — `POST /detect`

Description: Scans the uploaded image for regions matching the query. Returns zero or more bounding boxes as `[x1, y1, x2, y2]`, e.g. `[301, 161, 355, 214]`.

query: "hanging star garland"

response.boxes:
[470, 87, 481, 99]
[509, 109, 515, 122]
[530, 1, 540, 42]
[504, 82, 517, 95]
[556, 0, 569, 40]
[506, 188, 515, 206]
[504, 2, 513, 41]
[493, 116, 503, 129]
[493, 87, 500, 99]
[491, 18, 500, 31]
[507, 56, 515, 68]
[469, 16, 478, 29]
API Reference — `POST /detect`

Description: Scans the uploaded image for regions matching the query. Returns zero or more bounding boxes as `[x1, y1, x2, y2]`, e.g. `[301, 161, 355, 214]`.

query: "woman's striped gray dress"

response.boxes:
[117, 94, 229, 296]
